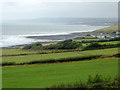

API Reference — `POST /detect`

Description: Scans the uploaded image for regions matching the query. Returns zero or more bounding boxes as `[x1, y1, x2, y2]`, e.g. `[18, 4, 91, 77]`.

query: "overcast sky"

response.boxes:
[1, 0, 118, 20]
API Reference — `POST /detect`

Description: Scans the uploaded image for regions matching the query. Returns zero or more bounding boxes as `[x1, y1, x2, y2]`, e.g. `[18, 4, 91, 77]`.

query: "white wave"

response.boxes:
[18, 32, 70, 37]
[17, 29, 97, 37]
[1, 25, 108, 47]
[1, 35, 34, 47]
[1, 35, 61, 47]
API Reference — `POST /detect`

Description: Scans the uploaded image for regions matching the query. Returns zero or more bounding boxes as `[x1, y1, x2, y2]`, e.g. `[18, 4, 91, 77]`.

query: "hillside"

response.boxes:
[92, 24, 118, 34]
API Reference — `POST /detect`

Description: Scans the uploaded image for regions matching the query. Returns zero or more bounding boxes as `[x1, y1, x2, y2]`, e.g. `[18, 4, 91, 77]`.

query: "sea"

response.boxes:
[1, 18, 117, 48]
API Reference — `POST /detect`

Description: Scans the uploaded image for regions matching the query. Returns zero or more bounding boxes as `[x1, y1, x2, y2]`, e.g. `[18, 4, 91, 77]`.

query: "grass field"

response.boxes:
[91, 24, 118, 34]
[2, 58, 118, 88]
[2, 41, 118, 56]
[2, 49, 40, 55]
[99, 41, 119, 45]
[2, 48, 118, 64]
[82, 41, 119, 46]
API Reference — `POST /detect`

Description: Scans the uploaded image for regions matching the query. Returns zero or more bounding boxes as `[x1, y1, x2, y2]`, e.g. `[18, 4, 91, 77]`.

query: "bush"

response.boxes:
[83, 42, 120, 50]
[23, 40, 82, 50]
[83, 42, 102, 50]
[113, 53, 120, 57]
[45, 39, 82, 49]
[49, 74, 119, 88]
[23, 43, 42, 50]
[23, 45, 32, 49]
[2, 62, 16, 66]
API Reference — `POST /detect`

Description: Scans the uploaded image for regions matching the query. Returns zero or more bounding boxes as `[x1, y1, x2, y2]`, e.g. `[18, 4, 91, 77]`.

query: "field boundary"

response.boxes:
[2, 54, 118, 67]
[2, 57, 117, 67]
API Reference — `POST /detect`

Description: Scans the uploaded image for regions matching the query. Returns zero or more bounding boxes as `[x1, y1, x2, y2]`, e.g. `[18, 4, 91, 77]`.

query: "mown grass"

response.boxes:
[2, 58, 118, 88]
[2, 48, 118, 64]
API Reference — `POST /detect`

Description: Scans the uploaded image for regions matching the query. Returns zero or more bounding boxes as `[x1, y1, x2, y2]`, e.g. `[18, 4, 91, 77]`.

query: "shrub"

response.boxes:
[83, 42, 119, 50]
[113, 53, 120, 57]
[23, 45, 32, 49]
[45, 39, 82, 49]
[2, 62, 16, 66]
[49, 74, 119, 88]
[23, 43, 42, 50]
[83, 42, 102, 50]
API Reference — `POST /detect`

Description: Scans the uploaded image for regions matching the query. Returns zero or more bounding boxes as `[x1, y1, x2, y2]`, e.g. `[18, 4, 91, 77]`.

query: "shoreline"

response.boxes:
[1, 31, 91, 49]
[26, 32, 90, 40]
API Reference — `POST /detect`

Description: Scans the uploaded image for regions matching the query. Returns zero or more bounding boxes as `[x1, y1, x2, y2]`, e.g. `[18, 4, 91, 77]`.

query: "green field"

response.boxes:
[2, 48, 118, 64]
[2, 49, 40, 55]
[2, 41, 118, 56]
[2, 38, 119, 88]
[82, 41, 119, 46]
[99, 41, 119, 45]
[2, 58, 118, 88]
[92, 24, 118, 34]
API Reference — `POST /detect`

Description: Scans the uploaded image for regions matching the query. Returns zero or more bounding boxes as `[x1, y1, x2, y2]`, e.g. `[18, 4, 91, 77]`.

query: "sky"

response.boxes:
[1, 0, 118, 21]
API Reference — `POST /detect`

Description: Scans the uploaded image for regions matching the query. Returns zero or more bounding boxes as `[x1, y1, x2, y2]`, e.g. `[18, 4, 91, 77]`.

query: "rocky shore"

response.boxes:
[26, 32, 90, 40]
[1, 32, 90, 49]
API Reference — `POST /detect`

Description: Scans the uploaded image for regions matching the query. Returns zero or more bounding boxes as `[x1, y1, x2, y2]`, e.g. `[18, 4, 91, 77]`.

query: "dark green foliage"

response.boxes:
[2, 62, 16, 66]
[23, 45, 32, 49]
[83, 42, 120, 50]
[45, 39, 82, 49]
[113, 53, 120, 57]
[23, 43, 43, 50]
[23, 40, 82, 50]
[23, 37, 120, 50]
[83, 42, 102, 50]
[50, 74, 119, 88]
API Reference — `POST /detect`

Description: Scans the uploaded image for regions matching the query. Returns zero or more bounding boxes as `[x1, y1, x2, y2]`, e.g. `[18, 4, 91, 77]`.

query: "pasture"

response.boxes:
[82, 41, 119, 46]
[2, 58, 118, 88]
[2, 48, 118, 64]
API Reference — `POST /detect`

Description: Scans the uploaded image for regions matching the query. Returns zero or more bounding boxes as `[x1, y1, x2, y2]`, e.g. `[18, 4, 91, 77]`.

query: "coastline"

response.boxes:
[1, 31, 91, 49]
[26, 32, 90, 40]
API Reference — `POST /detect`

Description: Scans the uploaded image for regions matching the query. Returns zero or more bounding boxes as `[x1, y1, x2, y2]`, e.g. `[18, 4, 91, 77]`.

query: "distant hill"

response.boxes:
[91, 24, 118, 34]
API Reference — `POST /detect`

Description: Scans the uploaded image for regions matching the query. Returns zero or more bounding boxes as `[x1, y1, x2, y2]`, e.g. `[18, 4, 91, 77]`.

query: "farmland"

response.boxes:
[2, 37, 119, 88]
[2, 58, 118, 88]
[2, 48, 40, 55]
[2, 48, 118, 64]
[82, 41, 119, 46]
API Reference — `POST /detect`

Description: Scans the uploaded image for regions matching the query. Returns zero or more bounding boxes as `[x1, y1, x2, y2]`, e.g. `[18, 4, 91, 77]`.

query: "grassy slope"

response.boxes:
[2, 48, 118, 63]
[2, 58, 118, 88]
[92, 24, 118, 34]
